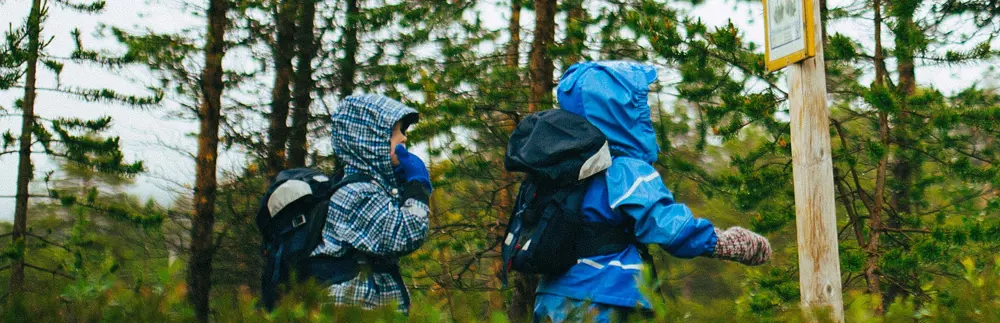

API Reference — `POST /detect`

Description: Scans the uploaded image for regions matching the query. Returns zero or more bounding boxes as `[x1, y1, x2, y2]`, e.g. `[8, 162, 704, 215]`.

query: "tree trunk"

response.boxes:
[508, 273, 539, 323]
[504, 0, 522, 115]
[819, 0, 829, 43]
[890, 10, 918, 224]
[506, 0, 521, 68]
[506, 1, 556, 320]
[528, 0, 556, 112]
[339, 0, 360, 99]
[563, 0, 586, 68]
[188, 0, 228, 320]
[266, 0, 296, 180]
[9, 0, 42, 301]
[885, 9, 919, 308]
[873, 0, 886, 86]
[866, 0, 887, 314]
[288, 0, 317, 168]
[499, 1, 522, 306]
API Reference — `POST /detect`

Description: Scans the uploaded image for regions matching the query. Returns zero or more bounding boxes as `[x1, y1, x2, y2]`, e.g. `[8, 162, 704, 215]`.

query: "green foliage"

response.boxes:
[0, 8, 29, 90]
[62, 87, 164, 108]
[53, 0, 107, 13]
[5, 0, 1000, 320]
[2, 260, 517, 323]
[29, 117, 146, 177]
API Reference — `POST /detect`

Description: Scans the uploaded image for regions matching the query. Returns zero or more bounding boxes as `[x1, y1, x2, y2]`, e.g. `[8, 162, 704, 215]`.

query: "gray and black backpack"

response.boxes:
[501, 109, 644, 285]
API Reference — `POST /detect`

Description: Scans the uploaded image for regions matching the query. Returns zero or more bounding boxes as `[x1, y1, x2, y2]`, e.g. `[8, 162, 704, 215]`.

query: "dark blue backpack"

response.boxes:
[256, 168, 371, 310]
[501, 110, 639, 284]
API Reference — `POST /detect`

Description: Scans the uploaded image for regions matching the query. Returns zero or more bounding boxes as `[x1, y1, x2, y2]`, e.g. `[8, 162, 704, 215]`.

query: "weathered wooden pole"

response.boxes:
[786, 0, 844, 319]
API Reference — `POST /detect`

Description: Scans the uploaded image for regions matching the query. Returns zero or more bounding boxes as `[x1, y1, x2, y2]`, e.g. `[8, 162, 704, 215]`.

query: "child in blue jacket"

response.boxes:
[533, 61, 772, 322]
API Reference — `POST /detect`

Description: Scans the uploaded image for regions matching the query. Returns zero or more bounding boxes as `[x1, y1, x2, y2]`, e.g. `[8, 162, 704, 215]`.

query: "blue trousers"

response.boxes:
[532, 294, 652, 323]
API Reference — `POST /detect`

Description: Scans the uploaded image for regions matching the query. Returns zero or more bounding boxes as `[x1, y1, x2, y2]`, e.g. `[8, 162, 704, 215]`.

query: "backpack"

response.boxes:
[501, 109, 639, 284]
[256, 168, 371, 310]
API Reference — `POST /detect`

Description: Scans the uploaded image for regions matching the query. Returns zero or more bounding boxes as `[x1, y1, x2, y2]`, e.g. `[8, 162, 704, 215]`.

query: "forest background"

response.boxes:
[2, 0, 1000, 321]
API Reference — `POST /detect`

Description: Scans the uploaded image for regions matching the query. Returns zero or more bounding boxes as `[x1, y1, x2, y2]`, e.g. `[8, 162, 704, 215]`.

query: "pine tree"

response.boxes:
[813, 0, 1000, 314]
[340, 0, 360, 99]
[67, 2, 263, 314]
[189, 0, 228, 319]
[287, 0, 319, 168]
[560, 0, 587, 67]
[582, 0, 1000, 317]
[0, 159, 169, 317]
[528, 0, 556, 113]
[8, 0, 44, 298]
[265, 0, 297, 181]
[0, 0, 156, 304]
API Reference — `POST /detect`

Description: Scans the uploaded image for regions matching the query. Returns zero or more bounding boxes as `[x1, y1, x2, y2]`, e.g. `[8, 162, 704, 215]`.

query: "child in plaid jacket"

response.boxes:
[310, 94, 431, 313]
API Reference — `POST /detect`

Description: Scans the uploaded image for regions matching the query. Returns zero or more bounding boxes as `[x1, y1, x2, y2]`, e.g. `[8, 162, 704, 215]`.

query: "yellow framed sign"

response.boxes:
[763, 0, 816, 71]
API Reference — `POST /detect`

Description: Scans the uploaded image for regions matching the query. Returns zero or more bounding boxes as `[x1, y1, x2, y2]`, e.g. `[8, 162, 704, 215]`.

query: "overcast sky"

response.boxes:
[0, 0, 990, 222]
[1, 0, 213, 222]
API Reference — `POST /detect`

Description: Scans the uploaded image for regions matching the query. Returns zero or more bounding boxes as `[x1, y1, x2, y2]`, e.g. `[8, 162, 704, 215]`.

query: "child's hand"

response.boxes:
[394, 144, 432, 191]
[711, 227, 772, 266]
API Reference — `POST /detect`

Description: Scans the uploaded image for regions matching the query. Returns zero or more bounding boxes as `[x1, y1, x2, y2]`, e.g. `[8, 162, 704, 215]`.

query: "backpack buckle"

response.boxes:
[292, 214, 307, 228]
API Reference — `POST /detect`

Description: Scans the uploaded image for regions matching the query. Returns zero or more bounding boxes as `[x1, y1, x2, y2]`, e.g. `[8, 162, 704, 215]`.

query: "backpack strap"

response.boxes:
[310, 172, 410, 303]
[564, 178, 636, 258]
[322, 173, 374, 197]
[576, 225, 661, 292]
[575, 222, 637, 258]
[635, 243, 659, 290]
[289, 172, 374, 280]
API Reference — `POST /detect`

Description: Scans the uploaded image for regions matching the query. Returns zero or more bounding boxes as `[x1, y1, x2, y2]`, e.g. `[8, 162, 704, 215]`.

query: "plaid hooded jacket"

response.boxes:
[311, 94, 430, 312]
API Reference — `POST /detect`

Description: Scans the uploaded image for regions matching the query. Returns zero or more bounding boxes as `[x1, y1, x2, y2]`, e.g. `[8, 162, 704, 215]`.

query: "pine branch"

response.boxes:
[452, 239, 502, 290]
[898, 140, 996, 165]
[24, 263, 74, 279]
[839, 218, 855, 237]
[834, 166, 867, 246]
[832, 119, 876, 213]
[880, 273, 932, 302]
[150, 136, 197, 161]
[918, 190, 991, 216]
[879, 227, 930, 233]
[52, 0, 106, 12]
[0, 194, 54, 199]
[26, 232, 70, 250]
[704, 49, 788, 98]
[843, 272, 865, 289]
[211, 199, 240, 251]
[432, 223, 495, 232]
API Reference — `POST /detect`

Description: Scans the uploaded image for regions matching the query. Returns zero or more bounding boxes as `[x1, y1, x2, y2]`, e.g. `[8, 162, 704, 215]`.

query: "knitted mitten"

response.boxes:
[711, 226, 772, 266]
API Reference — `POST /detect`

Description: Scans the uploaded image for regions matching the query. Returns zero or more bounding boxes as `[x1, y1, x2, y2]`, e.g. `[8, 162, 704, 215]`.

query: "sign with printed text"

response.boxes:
[764, 0, 815, 71]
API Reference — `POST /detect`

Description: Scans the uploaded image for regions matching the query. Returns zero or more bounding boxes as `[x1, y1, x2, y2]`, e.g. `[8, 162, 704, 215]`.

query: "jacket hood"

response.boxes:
[556, 61, 660, 163]
[331, 94, 418, 187]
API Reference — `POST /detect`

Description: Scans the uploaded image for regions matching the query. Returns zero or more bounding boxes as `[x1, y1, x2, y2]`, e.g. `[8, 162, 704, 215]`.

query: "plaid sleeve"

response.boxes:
[326, 272, 408, 313]
[328, 181, 430, 257]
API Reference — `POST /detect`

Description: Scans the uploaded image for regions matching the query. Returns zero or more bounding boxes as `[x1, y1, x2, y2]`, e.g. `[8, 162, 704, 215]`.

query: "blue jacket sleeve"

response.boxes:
[606, 158, 717, 258]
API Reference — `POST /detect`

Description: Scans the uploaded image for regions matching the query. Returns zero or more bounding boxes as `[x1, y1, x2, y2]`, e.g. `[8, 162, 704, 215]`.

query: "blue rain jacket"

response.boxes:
[534, 61, 719, 320]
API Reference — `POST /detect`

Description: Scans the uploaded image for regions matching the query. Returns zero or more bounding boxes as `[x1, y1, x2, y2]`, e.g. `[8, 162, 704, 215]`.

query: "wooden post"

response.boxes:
[787, 0, 843, 320]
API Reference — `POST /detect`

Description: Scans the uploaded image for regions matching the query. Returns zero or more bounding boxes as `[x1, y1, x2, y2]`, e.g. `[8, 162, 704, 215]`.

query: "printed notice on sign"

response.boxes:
[764, 0, 812, 70]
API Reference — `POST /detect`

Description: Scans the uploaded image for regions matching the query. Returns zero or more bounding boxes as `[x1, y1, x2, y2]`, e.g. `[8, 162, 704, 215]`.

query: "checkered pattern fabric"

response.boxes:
[311, 94, 429, 312]
[712, 226, 772, 266]
[313, 183, 429, 258]
[326, 270, 407, 311]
